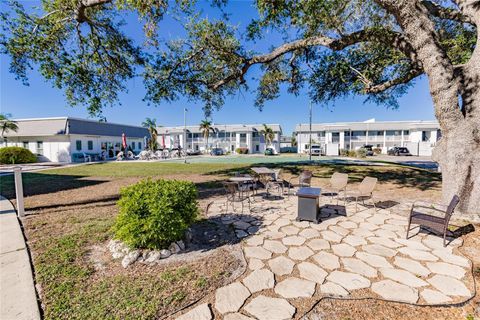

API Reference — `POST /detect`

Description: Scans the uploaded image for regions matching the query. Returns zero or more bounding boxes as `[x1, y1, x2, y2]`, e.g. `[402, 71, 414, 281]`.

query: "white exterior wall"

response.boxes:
[2, 136, 71, 162]
[69, 134, 144, 158]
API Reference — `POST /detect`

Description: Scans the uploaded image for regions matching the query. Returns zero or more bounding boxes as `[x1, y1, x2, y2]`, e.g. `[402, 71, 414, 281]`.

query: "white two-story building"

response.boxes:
[1, 117, 149, 162]
[295, 119, 440, 156]
[156, 124, 282, 153]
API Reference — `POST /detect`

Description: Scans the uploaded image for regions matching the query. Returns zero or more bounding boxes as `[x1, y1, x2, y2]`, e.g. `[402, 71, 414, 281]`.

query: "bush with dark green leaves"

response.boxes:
[0, 146, 37, 164]
[113, 179, 198, 249]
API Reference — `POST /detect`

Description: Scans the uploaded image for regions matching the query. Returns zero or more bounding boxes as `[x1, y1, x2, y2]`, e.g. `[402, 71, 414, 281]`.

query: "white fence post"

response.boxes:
[13, 167, 25, 218]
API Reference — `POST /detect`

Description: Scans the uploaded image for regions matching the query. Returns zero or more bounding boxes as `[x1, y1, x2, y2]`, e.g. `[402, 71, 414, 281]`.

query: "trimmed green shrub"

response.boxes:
[0, 146, 37, 164]
[356, 148, 367, 158]
[340, 149, 356, 157]
[113, 179, 198, 249]
[235, 147, 249, 154]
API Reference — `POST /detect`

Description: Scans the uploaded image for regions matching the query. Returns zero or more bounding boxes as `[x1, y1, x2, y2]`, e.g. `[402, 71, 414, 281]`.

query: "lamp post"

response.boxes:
[309, 101, 312, 162]
[184, 108, 187, 164]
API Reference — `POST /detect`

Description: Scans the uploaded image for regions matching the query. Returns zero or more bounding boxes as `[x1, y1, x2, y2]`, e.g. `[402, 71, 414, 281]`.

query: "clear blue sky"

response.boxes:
[0, 1, 436, 135]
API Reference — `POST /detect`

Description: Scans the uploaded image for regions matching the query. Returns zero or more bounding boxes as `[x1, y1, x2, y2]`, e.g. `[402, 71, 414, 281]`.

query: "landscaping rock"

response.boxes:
[371, 280, 418, 303]
[143, 251, 161, 264]
[326, 271, 370, 291]
[274, 277, 316, 298]
[176, 240, 185, 251]
[160, 249, 171, 259]
[169, 242, 182, 254]
[215, 282, 251, 314]
[121, 250, 140, 268]
[242, 269, 275, 293]
[244, 295, 295, 320]
[268, 256, 295, 276]
[176, 303, 212, 320]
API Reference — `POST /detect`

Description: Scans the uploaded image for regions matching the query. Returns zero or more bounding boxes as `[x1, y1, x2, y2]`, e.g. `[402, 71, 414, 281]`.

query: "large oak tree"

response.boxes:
[1, 0, 478, 214]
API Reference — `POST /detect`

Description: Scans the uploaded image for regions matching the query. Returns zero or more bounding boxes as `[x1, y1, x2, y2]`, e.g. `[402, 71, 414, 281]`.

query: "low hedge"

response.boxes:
[0, 146, 37, 164]
[235, 147, 249, 154]
[113, 179, 198, 249]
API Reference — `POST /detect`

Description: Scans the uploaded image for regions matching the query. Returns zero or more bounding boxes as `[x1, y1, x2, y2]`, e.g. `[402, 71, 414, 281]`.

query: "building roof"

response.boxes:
[157, 124, 282, 134]
[294, 119, 439, 132]
[3, 117, 149, 138]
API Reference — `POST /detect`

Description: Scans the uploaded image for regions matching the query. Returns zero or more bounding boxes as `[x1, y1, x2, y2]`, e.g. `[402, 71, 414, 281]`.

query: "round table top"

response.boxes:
[228, 176, 254, 182]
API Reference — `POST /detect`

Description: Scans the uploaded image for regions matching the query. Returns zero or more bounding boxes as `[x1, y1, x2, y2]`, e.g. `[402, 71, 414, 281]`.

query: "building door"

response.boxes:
[332, 132, 340, 143]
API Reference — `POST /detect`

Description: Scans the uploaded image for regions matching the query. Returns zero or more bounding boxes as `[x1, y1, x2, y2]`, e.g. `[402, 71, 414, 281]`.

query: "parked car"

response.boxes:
[264, 147, 278, 156]
[361, 145, 374, 156]
[307, 145, 323, 156]
[388, 147, 412, 156]
[210, 148, 224, 156]
[186, 149, 201, 156]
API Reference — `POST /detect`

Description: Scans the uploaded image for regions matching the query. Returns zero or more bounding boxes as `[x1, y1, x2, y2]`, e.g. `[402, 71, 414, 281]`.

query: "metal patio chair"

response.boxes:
[286, 170, 313, 196]
[222, 181, 251, 213]
[350, 176, 378, 212]
[406, 195, 460, 247]
[324, 172, 348, 205]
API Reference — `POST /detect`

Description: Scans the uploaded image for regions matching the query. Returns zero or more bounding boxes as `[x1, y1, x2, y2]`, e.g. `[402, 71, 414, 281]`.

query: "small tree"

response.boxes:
[142, 117, 158, 151]
[199, 119, 214, 151]
[260, 124, 275, 148]
[0, 113, 19, 143]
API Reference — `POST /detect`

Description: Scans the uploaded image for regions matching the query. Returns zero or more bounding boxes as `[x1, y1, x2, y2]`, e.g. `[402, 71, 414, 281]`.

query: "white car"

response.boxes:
[307, 145, 323, 156]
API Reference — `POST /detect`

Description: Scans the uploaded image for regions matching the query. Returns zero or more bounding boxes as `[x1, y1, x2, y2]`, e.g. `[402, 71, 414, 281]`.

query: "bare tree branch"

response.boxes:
[421, 0, 475, 24]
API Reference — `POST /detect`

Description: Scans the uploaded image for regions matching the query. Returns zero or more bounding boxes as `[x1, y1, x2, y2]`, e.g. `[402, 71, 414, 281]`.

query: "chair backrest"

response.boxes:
[272, 169, 282, 181]
[358, 176, 377, 195]
[299, 170, 313, 186]
[445, 195, 460, 222]
[330, 172, 348, 189]
[222, 181, 238, 195]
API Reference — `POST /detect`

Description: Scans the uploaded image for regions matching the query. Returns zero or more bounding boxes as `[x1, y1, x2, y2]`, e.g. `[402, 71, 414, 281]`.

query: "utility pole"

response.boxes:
[184, 108, 187, 164]
[309, 101, 312, 162]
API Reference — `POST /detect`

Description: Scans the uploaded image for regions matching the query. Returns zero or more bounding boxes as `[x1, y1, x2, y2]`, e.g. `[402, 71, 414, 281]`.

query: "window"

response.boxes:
[195, 145, 199, 151]
[403, 130, 409, 136]
[252, 132, 259, 138]
[131, 141, 135, 149]
[255, 145, 259, 152]
[377, 131, 384, 136]
[193, 133, 199, 138]
[240, 133, 247, 143]
[138, 142, 142, 150]
[36, 141, 44, 155]
[23, 141, 29, 149]
[87, 140, 93, 150]
[76, 140, 82, 151]
[422, 131, 429, 142]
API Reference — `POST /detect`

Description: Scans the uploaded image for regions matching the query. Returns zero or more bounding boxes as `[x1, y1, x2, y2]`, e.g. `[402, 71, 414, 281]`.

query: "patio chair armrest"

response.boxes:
[412, 201, 447, 213]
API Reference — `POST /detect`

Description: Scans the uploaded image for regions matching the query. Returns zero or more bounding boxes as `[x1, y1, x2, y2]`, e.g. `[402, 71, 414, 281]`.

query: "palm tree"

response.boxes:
[0, 113, 19, 144]
[260, 124, 275, 147]
[141, 117, 158, 150]
[199, 119, 214, 151]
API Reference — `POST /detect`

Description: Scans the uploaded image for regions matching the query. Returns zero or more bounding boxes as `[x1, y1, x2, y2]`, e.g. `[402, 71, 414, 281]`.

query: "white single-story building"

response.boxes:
[295, 119, 441, 156]
[156, 124, 282, 153]
[1, 117, 149, 162]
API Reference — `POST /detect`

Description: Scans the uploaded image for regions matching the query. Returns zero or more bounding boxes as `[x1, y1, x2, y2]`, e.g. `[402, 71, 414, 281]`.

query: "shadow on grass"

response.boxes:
[0, 172, 107, 199]
[206, 161, 442, 191]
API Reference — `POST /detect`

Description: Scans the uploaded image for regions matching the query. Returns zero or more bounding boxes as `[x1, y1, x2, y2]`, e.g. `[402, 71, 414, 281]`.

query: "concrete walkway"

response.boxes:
[0, 196, 41, 320]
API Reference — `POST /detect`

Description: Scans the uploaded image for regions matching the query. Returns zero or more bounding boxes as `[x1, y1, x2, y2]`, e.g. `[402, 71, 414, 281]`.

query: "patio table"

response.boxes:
[296, 187, 322, 223]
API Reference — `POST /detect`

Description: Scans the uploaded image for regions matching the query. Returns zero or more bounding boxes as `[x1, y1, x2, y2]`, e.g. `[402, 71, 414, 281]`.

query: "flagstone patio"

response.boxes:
[176, 194, 474, 320]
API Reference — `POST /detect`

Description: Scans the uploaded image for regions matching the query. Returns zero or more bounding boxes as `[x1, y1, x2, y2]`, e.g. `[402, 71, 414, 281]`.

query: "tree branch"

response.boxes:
[209, 28, 418, 90]
[364, 68, 423, 93]
[75, 0, 112, 23]
[421, 0, 475, 24]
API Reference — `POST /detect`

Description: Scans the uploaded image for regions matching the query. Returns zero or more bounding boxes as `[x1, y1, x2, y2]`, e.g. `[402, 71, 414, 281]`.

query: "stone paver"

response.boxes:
[332, 243, 356, 257]
[248, 258, 264, 271]
[176, 303, 212, 320]
[298, 262, 328, 283]
[244, 246, 272, 260]
[398, 247, 438, 261]
[374, 229, 399, 239]
[299, 228, 320, 239]
[288, 246, 314, 260]
[356, 252, 393, 268]
[263, 240, 288, 254]
[329, 225, 350, 236]
[242, 269, 275, 293]
[215, 282, 251, 314]
[246, 235, 264, 246]
[342, 235, 367, 246]
[428, 275, 471, 297]
[326, 271, 370, 291]
[320, 281, 349, 296]
[426, 262, 466, 279]
[342, 257, 377, 278]
[321, 230, 343, 243]
[313, 251, 340, 270]
[268, 256, 295, 276]
[372, 280, 418, 304]
[395, 238, 430, 251]
[339, 221, 357, 229]
[275, 277, 316, 298]
[367, 236, 402, 248]
[223, 313, 254, 320]
[306, 238, 330, 250]
[432, 249, 470, 267]
[281, 225, 300, 235]
[244, 295, 295, 320]
[362, 244, 396, 258]
[282, 235, 306, 246]
[420, 289, 452, 304]
[393, 257, 430, 277]
[380, 268, 428, 287]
